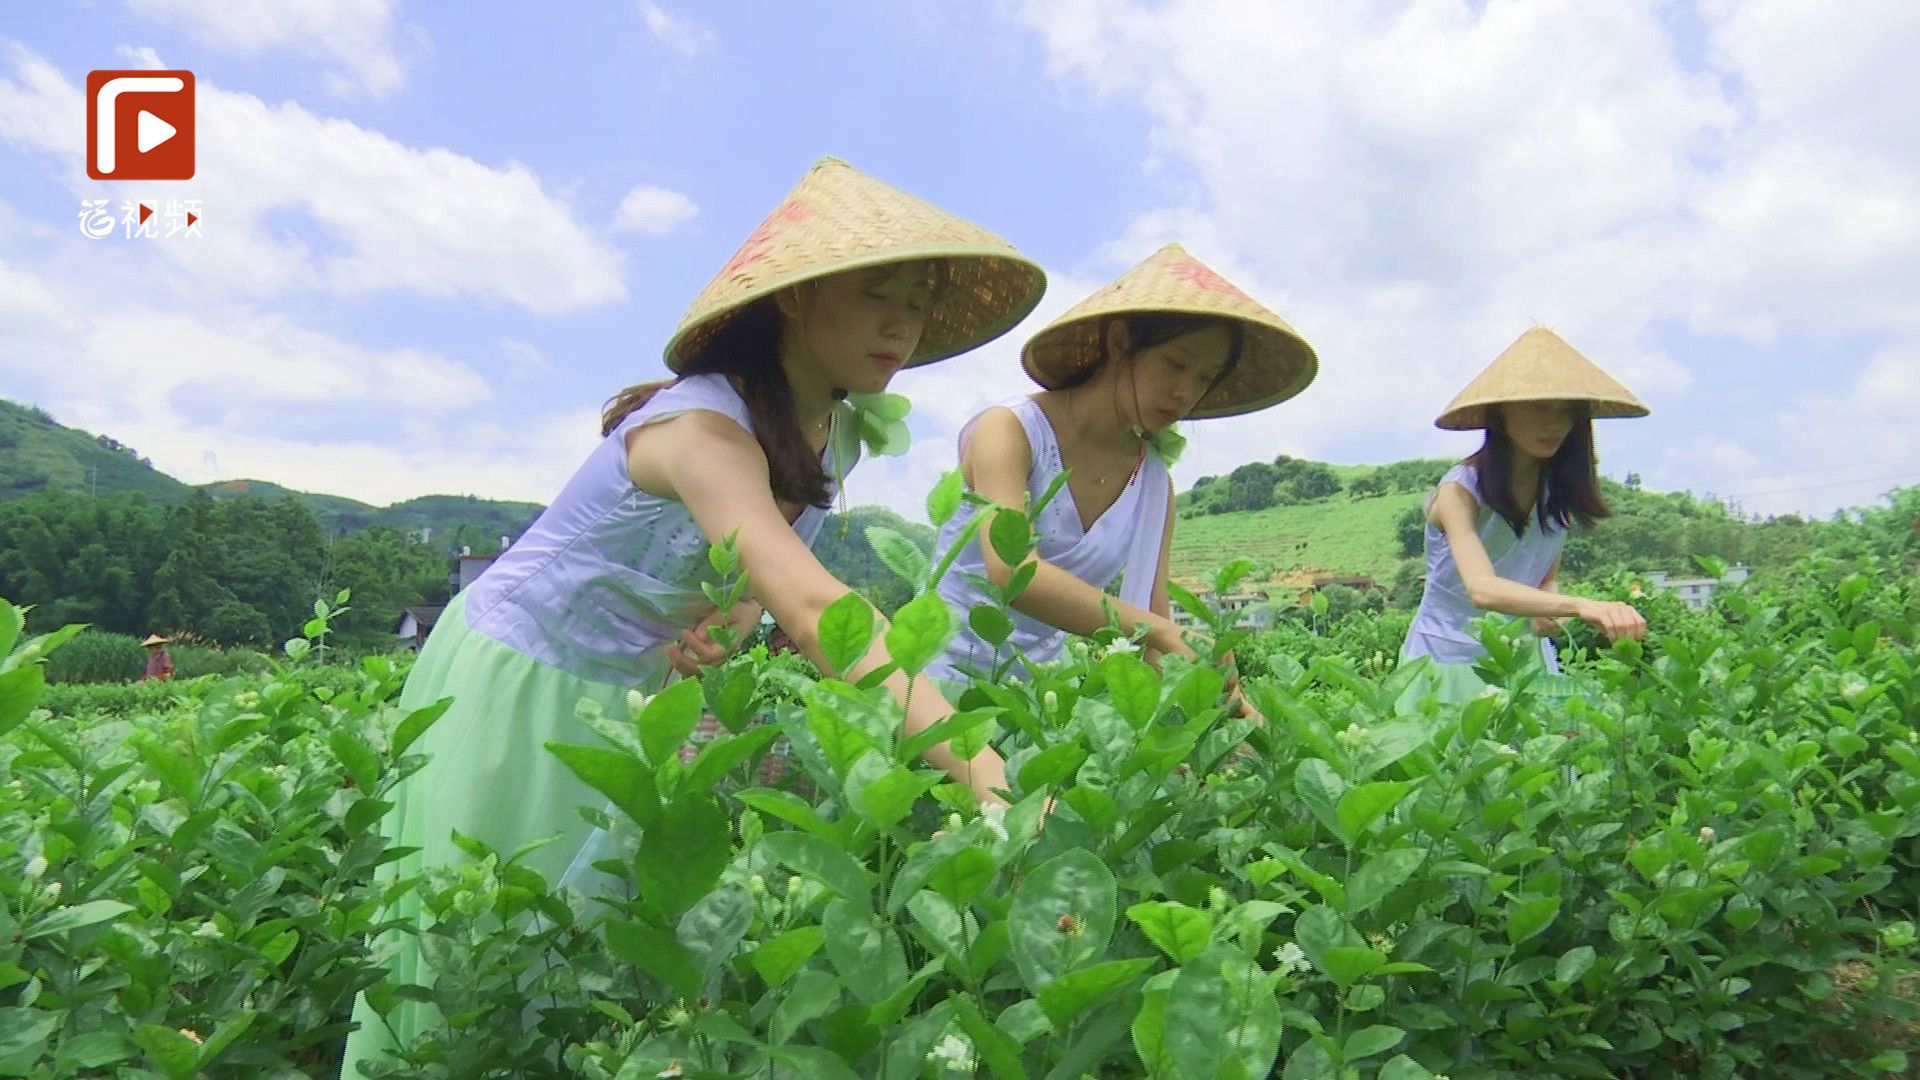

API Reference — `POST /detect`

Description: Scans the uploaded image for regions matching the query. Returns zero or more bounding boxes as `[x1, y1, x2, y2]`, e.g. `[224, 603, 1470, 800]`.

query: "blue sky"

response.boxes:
[3, 0, 1917, 526]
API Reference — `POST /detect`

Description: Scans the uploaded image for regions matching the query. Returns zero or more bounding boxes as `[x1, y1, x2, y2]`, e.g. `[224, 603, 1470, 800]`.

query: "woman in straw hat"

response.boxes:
[341, 157, 1046, 1072]
[924, 243, 1316, 706]
[137, 634, 173, 683]
[1399, 327, 1650, 705]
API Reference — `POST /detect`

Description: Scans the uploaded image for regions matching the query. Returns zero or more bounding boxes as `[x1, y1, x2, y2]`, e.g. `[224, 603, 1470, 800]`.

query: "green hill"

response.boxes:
[1169, 487, 1426, 590]
[0, 400, 193, 503]
[1, 398, 543, 548]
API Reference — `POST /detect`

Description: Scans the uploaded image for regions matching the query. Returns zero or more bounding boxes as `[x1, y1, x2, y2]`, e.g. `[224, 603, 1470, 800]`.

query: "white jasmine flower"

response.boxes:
[929, 1033, 974, 1071]
[980, 803, 1009, 842]
[1272, 942, 1310, 974]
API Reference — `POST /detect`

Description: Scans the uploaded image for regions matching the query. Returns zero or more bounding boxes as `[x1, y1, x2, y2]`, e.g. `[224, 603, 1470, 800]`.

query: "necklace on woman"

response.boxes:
[1064, 385, 1148, 488]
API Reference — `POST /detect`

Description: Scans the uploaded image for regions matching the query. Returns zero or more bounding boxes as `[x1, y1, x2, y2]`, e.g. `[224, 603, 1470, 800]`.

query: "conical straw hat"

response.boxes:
[141, 634, 170, 646]
[1020, 243, 1318, 420]
[1436, 327, 1650, 430]
[664, 157, 1047, 372]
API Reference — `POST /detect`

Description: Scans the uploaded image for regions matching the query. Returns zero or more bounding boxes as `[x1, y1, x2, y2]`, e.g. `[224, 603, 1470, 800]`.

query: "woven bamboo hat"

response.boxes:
[664, 157, 1047, 372]
[1436, 327, 1650, 430]
[1020, 243, 1318, 420]
[141, 634, 169, 646]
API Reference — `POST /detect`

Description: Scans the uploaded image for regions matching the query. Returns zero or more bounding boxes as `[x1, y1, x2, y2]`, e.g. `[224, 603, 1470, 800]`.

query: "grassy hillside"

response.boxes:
[200, 479, 380, 531]
[2, 398, 544, 545]
[0, 400, 193, 503]
[1168, 488, 1425, 590]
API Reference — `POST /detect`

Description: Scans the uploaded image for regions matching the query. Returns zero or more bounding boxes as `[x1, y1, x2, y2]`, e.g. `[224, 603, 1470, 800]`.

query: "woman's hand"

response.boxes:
[1530, 615, 1564, 638]
[1574, 598, 1648, 642]
[664, 604, 756, 677]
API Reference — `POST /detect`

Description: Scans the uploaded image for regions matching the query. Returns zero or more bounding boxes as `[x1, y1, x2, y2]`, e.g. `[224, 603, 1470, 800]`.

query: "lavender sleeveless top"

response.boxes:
[926, 397, 1170, 682]
[1402, 462, 1566, 664]
[462, 373, 855, 685]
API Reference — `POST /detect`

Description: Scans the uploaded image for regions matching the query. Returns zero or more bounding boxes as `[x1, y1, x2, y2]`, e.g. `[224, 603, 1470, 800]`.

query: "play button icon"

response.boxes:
[85, 69, 196, 180]
[137, 111, 176, 154]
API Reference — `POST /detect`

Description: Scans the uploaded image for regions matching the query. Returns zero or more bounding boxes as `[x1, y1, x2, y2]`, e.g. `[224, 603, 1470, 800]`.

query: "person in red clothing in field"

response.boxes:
[139, 634, 174, 682]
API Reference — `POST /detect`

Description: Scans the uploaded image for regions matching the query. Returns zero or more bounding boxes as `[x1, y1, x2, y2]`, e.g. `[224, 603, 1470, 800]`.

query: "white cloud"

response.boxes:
[500, 339, 552, 378]
[0, 46, 627, 314]
[0, 254, 601, 507]
[638, 1, 715, 57]
[612, 184, 698, 236]
[1008, 0, 1920, 516]
[123, 0, 418, 98]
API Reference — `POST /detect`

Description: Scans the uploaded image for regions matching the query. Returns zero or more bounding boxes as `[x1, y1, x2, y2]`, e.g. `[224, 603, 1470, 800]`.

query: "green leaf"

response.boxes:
[1017, 742, 1087, 792]
[745, 926, 825, 987]
[390, 697, 450, 759]
[53, 1029, 131, 1070]
[683, 724, 783, 790]
[1336, 780, 1417, 842]
[823, 898, 910, 1007]
[818, 592, 877, 675]
[1169, 952, 1284, 1080]
[329, 728, 380, 791]
[898, 708, 998, 762]
[607, 919, 702, 997]
[1555, 945, 1597, 986]
[1323, 946, 1387, 984]
[701, 663, 760, 729]
[679, 884, 753, 981]
[0, 665, 43, 736]
[988, 505, 1035, 568]
[1010, 849, 1118, 991]
[968, 603, 1016, 648]
[1344, 1025, 1405, 1061]
[927, 468, 966, 527]
[1127, 901, 1214, 964]
[1378, 1054, 1439, 1079]
[634, 793, 732, 918]
[954, 994, 1031, 1080]
[1293, 759, 1347, 839]
[0, 1007, 58, 1060]
[757, 831, 871, 902]
[1506, 895, 1561, 946]
[1037, 957, 1157, 1027]
[928, 512, 987, 590]
[1870, 1051, 1909, 1073]
[867, 526, 931, 589]
[1294, 904, 1367, 985]
[136, 738, 200, 802]
[546, 742, 658, 827]
[638, 678, 705, 769]
[850, 762, 941, 828]
[734, 788, 836, 839]
[1347, 848, 1425, 915]
[927, 847, 999, 907]
[1099, 653, 1161, 728]
[193, 1010, 256, 1071]
[132, 1024, 201, 1079]
[884, 591, 953, 677]
[25, 900, 134, 940]
[0, 601, 22, 659]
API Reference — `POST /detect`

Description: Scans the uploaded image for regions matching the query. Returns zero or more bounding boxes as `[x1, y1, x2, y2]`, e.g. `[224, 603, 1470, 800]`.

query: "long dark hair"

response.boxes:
[1056, 313, 1246, 394]
[1468, 402, 1611, 537]
[601, 296, 833, 508]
